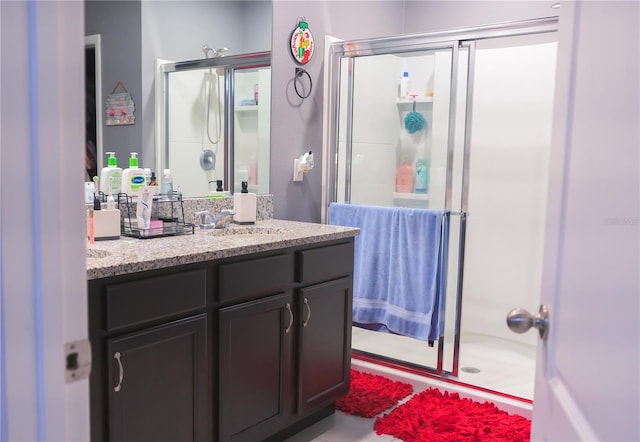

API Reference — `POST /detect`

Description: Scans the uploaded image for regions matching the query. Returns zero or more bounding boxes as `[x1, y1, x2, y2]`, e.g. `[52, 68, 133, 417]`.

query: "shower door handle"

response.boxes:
[506, 304, 550, 341]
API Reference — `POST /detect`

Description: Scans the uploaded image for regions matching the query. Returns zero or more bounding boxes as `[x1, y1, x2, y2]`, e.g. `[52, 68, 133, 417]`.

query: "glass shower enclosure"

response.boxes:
[324, 19, 558, 400]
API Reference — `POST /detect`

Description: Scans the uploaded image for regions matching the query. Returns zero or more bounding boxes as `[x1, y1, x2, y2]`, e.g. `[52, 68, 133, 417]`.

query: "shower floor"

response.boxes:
[351, 327, 536, 400]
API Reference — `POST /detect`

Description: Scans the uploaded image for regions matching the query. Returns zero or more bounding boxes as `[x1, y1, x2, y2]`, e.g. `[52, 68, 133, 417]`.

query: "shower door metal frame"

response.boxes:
[160, 51, 271, 194]
[323, 17, 558, 380]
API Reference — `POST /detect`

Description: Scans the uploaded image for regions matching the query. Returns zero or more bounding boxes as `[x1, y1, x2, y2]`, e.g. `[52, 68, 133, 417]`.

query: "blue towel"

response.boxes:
[329, 203, 445, 341]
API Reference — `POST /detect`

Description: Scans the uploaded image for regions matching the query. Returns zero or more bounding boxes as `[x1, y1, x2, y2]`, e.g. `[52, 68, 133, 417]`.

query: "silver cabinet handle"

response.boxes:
[113, 351, 124, 392]
[303, 298, 311, 327]
[285, 303, 294, 334]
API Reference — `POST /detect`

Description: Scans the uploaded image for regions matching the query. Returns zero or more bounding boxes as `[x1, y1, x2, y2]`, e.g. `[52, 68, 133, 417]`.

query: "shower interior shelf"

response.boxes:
[393, 192, 429, 201]
[235, 105, 258, 111]
[396, 96, 433, 105]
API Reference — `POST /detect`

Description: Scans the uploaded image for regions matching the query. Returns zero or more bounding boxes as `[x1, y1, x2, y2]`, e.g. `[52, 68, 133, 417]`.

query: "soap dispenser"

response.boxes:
[121, 152, 146, 195]
[233, 181, 256, 224]
[99, 152, 122, 195]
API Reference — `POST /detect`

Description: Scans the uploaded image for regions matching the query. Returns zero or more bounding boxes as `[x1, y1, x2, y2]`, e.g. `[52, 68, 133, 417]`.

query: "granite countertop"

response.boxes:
[87, 219, 359, 280]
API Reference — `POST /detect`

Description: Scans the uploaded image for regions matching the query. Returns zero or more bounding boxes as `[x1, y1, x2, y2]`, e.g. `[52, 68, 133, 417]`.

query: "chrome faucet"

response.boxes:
[195, 209, 235, 229]
[211, 209, 235, 229]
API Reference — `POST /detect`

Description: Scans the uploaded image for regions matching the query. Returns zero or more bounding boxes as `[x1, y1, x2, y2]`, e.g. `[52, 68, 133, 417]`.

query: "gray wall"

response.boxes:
[85, 1, 143, 166]
[269, 0, 557, 222]
[403, 1, 556, 33]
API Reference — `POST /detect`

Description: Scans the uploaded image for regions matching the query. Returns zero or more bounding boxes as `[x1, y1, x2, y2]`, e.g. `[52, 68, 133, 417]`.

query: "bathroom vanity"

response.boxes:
[86, 219, 359, 441]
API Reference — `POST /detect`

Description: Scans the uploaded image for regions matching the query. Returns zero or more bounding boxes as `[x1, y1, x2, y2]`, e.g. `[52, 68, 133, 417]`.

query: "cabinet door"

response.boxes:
[219, 292, 294, 441]
[107, 315, 209, 442]
[297, 277, 352, 413]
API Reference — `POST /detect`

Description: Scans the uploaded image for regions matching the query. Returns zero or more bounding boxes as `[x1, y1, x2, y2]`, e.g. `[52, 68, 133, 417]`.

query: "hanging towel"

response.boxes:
[329, 203, 445, 341]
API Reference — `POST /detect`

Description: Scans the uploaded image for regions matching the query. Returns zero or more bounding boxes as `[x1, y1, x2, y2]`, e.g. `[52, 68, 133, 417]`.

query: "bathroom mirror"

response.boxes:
[158, 53, 271, 198]
[84, 0, 272, 198]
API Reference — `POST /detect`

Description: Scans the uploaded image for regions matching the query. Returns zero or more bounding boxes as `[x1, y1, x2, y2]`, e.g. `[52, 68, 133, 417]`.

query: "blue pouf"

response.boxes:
[404, 111, 426, 134]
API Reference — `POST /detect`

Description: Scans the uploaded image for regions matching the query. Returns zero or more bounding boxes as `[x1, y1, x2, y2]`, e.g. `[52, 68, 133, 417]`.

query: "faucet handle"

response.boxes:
[220, 209, 235, 215]
[194, 210, 211, 225]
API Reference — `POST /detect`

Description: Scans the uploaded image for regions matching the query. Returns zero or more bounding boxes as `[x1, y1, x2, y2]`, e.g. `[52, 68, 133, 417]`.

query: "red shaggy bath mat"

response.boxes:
[374, 387, 531, 442]
[335, 369, 414, 418]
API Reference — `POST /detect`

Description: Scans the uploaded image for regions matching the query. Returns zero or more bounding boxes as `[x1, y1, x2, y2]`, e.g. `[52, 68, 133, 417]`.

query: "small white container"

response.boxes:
[233, 181, 256, 224]
[161, 169, 173, 196]
[399, 71, 410, 98]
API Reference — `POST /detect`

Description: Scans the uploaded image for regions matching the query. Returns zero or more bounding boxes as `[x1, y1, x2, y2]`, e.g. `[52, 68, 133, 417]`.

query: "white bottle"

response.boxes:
[399, 71, 410, 98]
[233, 181, 256, 224]
[99, 152, 122, 196]
[161, 169, 173, 196]
[121, 152, 146, 195]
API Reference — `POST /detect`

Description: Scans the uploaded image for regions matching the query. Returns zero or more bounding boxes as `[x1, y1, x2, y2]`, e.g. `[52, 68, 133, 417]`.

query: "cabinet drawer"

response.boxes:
[105, 269, 207, 332]
[218, 254, 292, 303]
[296, 242, 354, 285]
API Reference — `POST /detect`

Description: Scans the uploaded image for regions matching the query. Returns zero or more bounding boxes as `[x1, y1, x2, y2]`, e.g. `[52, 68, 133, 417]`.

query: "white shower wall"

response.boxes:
[168, 69, 225, 197]
[460, 41, 557, 346]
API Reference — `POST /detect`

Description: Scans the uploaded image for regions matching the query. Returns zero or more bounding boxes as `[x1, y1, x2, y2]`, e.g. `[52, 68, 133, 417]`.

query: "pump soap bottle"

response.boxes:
[121, 153, 146, 195]
[233, 181, 256, 224]
[99, 152, 122, 196]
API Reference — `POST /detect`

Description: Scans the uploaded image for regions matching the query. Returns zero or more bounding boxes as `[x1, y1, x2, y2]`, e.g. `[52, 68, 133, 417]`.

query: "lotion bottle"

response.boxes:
[121, 152, 146, 195]
[99, 152, 122, 196]
[395, 156, 414, 193]
[233, 181, 256, 224]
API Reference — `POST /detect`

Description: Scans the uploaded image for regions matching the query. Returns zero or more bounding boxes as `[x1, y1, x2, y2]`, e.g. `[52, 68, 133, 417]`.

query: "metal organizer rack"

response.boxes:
[118, 191, 194, 239]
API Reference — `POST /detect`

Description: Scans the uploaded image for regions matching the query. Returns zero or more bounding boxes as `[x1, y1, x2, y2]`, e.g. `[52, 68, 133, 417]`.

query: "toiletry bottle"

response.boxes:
[399, 71, 410, 98]
[395, 156, 414, 193]
[121, 152, 146, 195]
[149, 172, 159, 196]
[161, 169, 173, 197]
[144, 168, 152, 186]
[415, 158, 428, 194]
[99, 152, 122, 196]
[233, 181, 256, 224]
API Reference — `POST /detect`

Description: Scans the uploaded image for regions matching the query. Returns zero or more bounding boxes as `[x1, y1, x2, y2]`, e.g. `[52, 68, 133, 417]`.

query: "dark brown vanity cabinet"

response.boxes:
[89, 268, 211, 442]
[217, 253, 294, 441]
[107, 315, 209, 442]
[295, 242, 354, 415]
[297, 277, 352, 414]
[89, 238, 354, 442]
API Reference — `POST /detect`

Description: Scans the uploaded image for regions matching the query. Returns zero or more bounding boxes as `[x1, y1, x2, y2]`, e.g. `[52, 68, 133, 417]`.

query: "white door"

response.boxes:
[1, 1, 90, 440]
[527, 2, 639, 440]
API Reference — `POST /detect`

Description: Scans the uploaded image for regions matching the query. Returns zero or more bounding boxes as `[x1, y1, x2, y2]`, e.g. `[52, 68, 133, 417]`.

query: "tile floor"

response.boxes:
[351, 327, 536, 400]
[284, 410, 401, 442]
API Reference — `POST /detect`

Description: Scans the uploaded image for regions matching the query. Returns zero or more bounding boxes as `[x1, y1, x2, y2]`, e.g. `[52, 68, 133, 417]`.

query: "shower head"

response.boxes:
[202, 44, 230, 59]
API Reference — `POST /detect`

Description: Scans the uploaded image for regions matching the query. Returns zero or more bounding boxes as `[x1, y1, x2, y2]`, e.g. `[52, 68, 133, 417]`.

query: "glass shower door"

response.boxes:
[333, 43, 465, 373]
[327, 24, 557, 399]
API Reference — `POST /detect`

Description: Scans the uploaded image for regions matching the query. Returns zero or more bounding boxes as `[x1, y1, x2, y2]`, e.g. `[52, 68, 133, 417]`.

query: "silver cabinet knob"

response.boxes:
[507, 304, 550, 340]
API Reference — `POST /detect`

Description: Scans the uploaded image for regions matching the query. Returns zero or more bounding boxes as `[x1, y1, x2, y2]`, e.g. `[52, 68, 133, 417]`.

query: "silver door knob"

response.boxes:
[506, 304, 550, 340]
